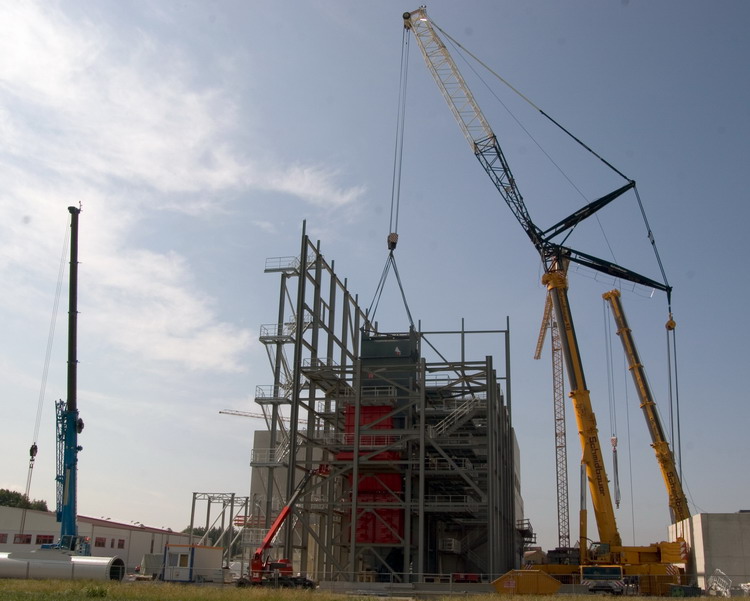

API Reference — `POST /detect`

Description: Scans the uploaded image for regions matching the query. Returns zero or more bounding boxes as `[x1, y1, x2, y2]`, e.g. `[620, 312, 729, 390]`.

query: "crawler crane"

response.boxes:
[404, 8, 686, 594]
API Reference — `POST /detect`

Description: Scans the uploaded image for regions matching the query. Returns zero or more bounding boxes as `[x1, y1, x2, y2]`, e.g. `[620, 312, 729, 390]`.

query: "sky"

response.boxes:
[1, 0, 749, 553]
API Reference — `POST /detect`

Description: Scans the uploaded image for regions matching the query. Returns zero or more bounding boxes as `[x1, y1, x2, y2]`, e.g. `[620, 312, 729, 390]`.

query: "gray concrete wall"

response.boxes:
[670, 512, 750, 591]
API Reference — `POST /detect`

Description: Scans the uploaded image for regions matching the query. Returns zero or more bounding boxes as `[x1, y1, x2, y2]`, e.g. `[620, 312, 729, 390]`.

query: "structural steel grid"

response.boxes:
[249, 223, 525, 584]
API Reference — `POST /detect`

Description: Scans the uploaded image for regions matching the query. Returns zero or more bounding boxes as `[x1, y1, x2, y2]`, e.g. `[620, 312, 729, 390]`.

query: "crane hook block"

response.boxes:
[388, 232, 399, 250]
[665, 313, 676, 331]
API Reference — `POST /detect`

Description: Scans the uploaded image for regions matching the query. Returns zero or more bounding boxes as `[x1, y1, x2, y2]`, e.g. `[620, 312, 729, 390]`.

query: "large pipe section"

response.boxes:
[0, 550, 125, 581]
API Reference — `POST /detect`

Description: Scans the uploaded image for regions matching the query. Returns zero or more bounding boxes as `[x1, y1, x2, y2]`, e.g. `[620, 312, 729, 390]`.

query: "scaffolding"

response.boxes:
[249, 223, 523, 583]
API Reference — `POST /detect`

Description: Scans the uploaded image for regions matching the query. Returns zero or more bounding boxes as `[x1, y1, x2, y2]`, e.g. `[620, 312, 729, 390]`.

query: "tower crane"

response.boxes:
[534, 294, 570, 550]
[404, 7, 686, 593]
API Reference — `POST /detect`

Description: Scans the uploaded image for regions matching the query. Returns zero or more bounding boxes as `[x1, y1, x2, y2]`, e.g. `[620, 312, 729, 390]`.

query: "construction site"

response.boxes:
[242, 227, 522, 585]
[182, 8, 750, 595]
[1, 5, 749, 598]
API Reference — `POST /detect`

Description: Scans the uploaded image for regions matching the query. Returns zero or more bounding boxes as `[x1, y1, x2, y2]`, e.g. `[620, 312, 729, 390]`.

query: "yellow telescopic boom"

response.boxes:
[603, 289, 690, 523]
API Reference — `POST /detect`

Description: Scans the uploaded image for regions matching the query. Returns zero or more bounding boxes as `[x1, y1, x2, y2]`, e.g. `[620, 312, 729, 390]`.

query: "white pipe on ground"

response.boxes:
[0, 549, 125, 581]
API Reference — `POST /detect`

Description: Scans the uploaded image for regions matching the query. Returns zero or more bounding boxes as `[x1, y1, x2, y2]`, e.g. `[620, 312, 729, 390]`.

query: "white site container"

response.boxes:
[162, 544, 224, 583]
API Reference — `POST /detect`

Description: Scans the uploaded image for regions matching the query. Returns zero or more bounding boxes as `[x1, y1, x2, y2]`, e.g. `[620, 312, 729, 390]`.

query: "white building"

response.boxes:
[669, 511, 750, 592]
[0, 506, 189, 572]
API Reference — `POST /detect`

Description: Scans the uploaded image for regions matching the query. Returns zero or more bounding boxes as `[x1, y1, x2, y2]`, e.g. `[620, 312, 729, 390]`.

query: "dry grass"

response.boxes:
[0, 580, 647, 601]
[0, 579, 326, 601]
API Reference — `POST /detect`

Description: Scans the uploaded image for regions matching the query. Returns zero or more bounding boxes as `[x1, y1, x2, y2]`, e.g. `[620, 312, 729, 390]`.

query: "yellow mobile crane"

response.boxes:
[403, 7, 686, 594]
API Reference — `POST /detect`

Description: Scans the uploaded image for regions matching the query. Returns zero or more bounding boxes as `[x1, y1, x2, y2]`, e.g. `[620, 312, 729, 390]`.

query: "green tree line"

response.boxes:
[0, 489, 48, 511]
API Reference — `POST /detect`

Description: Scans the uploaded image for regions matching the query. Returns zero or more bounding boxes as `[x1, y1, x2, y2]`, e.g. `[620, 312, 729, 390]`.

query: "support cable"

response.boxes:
[603, 300, 620, 509]
[367, 251, 414, 330]
[388, 26, 411, 247]
[433, 20, 630, 183]
[666, 322, 683, 478]
[633, 186, 672, 309]
[435, 19, 675, 303]
[20, 220, 69, 533]
[368, 25, 415, 329]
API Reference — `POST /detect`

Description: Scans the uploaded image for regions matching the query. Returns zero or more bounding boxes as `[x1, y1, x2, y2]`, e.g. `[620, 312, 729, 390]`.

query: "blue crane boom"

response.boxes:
[46, 206, 88, 555]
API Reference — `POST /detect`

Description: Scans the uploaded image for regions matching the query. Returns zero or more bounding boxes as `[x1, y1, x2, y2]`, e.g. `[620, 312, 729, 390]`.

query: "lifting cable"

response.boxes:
[20, 219, 69, 533]
[368, 25, 415, 329]
[436, 19, 683, 470]
[603, 301, 621, 509]
[666, 316, 683, 477]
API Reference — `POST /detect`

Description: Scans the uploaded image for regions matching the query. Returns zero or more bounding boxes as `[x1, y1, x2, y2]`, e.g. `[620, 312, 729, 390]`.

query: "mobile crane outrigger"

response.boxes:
[403, 7, 686, 594]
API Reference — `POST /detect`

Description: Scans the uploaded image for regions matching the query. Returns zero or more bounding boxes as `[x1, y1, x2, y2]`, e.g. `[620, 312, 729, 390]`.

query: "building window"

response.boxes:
[94, 537, 106, 548]
[110, 538, 115, 548]
[13, 534, 31, 544]
[117, 539, 125, 549]
[0, 533, 7, 543]
[35, 535, 54, 545]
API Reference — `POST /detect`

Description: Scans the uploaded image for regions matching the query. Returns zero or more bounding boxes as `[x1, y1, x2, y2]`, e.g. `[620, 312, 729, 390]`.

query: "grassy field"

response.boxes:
[0, 580, 596, 601]
[0, 580, 330, 601]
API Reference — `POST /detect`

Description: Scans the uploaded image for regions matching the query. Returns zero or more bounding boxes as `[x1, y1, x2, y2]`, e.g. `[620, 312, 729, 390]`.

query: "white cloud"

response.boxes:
[263, 163, 366, 208]
[85, 246, 254, 373]
[0, 1, 363, 208]
[0, 1, 366, 374]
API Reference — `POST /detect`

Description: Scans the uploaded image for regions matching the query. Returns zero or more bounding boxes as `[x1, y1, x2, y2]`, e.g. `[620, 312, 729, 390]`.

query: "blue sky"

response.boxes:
[1, 0, 748, 552]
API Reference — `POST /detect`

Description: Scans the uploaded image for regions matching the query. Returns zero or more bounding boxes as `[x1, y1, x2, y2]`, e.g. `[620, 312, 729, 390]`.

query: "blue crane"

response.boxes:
[43, 206, 89, 556]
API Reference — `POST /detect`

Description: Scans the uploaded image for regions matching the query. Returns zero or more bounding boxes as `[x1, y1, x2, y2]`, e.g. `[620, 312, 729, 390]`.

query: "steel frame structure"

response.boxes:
[249, 224, 522, 582]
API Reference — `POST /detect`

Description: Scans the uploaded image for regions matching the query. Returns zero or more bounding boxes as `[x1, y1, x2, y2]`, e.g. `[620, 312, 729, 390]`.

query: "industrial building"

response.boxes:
[0, 505, 187, 572]
[241, 225, 529, 585]
[669, 512, 750, 593]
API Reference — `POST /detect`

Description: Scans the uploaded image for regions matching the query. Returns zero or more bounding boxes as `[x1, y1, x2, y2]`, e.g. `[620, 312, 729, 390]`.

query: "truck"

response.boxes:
[581, 565, 626, 595]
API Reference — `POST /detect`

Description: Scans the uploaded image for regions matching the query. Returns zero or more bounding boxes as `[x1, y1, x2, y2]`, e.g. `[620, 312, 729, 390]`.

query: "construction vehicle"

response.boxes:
[403, 8, 685, 594]
[237, 468, 320, 588]
[580, 564, 626, 595]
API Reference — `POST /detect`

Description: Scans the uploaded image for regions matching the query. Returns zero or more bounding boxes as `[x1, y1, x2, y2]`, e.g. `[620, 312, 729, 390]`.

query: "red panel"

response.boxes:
[337, 450, 403, 462]
[371, 451, 402, 462]
[358, 473, 403, 493]
[344, 405, 394, 432]
[373, 507, 403, 543]
[355, 510, 374, 543]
